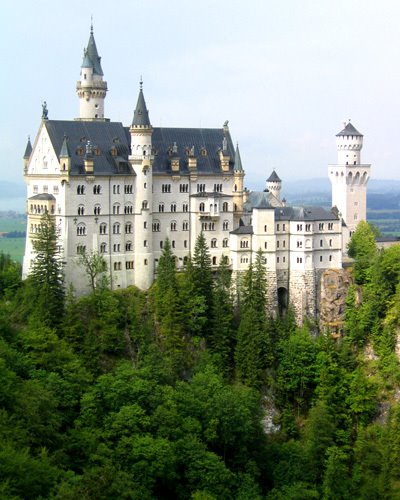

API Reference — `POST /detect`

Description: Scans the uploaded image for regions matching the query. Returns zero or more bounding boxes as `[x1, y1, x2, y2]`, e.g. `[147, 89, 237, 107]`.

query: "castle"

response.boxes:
[22, 27, 370, 321]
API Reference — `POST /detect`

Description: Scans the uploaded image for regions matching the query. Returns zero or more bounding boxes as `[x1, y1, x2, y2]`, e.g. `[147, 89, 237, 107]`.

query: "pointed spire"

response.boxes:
[59, 135, 71, 158]
[81, 23, 103, 75]
[234, 143, 244, 172]
[267, 169, 281, 182]
[336, 121, 363, 137]
[132, 80, 151, 127]
[24, 136, 32, 159]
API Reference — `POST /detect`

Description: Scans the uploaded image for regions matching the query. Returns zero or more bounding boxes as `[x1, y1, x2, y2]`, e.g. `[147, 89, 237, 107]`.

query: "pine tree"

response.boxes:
[235, 250, 271, 387]
[153, 239, 185, 372]
[210, 255, 235, 375]
[29, 212, 64, 327]
[191, 232, 214, 338]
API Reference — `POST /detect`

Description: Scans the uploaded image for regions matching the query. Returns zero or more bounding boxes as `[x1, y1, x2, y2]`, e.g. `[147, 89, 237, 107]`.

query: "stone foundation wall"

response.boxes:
[319, 268, 353, 335]
[289, 269, 317, 324]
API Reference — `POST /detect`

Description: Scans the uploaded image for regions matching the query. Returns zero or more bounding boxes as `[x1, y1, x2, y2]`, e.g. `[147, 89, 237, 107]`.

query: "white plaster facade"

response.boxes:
[22, 28, 369, 322]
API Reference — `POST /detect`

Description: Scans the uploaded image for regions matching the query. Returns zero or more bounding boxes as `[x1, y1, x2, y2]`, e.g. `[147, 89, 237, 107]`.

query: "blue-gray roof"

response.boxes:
[152, 127, 235, 175]
[59, 135, 71, 158]
[267, 170, 281, 182]
[132, 88, 151, 127]
[42, 120, 236, 176]
[234, 144, 244, 172]
[24, 137, 32, 159]
[336, 122, 362, 137]
[244, 191, 278, 210]
[81, 28, 104, 76]
[274, 206, 339, 221]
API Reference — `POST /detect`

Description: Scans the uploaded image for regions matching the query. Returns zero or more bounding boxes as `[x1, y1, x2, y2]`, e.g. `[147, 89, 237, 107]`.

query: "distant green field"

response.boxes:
[0, 238, 25, 263]
[0, 217, 26, 233]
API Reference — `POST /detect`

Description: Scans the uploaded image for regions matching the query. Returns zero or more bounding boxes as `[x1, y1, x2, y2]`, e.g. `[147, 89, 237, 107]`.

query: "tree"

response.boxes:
[29, 212, 64, 327]
[235, 251, 271, 387]
[210, 256, 235, 375]
[78, 250, 108, 293]
[192, 232, 214, 337]
[347, 221, 377, 284]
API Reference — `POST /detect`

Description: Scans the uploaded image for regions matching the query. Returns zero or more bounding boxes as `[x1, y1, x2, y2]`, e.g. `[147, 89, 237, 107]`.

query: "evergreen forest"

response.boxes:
[2, 215, 400, 499]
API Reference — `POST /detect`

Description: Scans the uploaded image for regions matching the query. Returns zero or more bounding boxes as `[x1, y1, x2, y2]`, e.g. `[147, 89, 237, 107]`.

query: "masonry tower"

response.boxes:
[76, 24, 108, 121]
[328, 121, 371, 248]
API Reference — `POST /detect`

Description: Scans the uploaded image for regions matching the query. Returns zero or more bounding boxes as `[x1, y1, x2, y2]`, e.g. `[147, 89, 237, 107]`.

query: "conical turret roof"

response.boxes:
[132, 83, 151, 127]
[234, 144, 244, 172]
[81, 25, 104, 76]
[336, 122, 363, 137]
[267, 169, 281, 182]
[23, 137, 32, 159]
[59, 135, 71, 158]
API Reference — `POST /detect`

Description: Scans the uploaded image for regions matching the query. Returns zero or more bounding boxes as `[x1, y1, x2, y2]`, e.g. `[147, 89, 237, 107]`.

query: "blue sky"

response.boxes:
[2, 0, 400, 189]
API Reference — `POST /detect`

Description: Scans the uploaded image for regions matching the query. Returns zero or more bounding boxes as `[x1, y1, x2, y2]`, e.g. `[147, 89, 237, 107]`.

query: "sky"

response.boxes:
[2, 0, 400, 191]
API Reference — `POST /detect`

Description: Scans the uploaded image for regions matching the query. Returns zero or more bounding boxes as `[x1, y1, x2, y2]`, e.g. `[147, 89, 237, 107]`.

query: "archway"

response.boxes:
[278, 287, 288, 317]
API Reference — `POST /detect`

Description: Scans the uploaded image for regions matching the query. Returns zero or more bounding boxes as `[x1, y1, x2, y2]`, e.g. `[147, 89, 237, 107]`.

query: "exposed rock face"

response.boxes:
[261, 394, 280, 434]
[319, 268, 353, 335]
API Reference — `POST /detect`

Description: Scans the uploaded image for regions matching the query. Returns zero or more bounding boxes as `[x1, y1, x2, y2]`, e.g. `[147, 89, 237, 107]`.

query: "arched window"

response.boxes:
[94, 204, 101, 215]
[93, 185, 101, 195]
[77, 205, 85, 216]
[240, 239, 249, 249]
[152, 221, 160, 232]
[223, 238, 229, 248]
[223, 221, 229, 231]
[199, 202, 205, 212]
[125, 241, 133, 251]
[212, 256, 217, 265]
[159, 203, 164, 212]
[100, 242, 107, 253]
[171, 221, 177, 231]
[113, 223, 120, 234]
[99, 223, 107, 235]
[113, 204, 120, 215]
[77, 224, 86, 236]
[125, 222, 132, 234]
[183, 221, 189, 231]
[222, 202, 228, 212]
[211, 238, 217, 248]
[77, 244, 86, 254]
[142, 200, 148, 210]
[171, 203, 177, 212]
[77, 185, 85, 195]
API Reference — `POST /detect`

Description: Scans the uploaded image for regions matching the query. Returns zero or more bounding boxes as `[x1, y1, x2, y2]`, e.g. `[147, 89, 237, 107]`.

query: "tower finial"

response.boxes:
[90, 15, 93, 34]
[140, 75, 143, 91]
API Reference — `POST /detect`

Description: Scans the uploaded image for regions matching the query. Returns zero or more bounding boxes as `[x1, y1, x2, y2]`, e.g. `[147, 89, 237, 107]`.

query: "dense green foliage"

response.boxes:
[1, 231, 400, 498]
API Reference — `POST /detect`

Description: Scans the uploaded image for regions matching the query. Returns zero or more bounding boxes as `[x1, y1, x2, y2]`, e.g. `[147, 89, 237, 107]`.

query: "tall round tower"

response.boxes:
[328, 121, 371, 247]
[130, 81, 154, 289]
[76, 24, 108, 121]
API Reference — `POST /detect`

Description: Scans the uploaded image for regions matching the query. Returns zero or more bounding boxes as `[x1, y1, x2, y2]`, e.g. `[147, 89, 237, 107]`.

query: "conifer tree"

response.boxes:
[29, 211, 64, 327]
[153, 239, 185, 372]
[235, 250, 271, 387]
[210, 255, 235, 374]
[191, 232, 214, 337]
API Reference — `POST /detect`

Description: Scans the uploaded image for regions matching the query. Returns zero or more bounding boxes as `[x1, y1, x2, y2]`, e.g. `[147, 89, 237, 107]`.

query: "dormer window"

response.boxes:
[111, 147, 117, 157]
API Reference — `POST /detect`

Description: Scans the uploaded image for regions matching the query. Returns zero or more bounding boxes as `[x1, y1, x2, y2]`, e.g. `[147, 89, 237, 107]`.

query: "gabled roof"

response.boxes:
[244, 191, 281, 210]
[132, 87, 151, 127]
[274, 206, 339, 221]
[336, 122, 363, 137]
[41, 120, 236, 176]
[24, 137, 32, 159]
[151, 127, 235, 175]
[44, 120, 131, 175]
[267, 169, 281, 182]
[81, 26, 104, 76]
